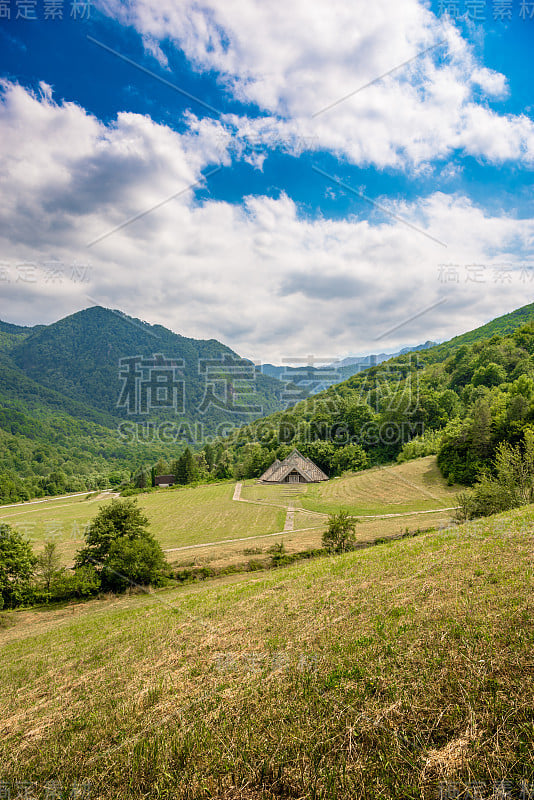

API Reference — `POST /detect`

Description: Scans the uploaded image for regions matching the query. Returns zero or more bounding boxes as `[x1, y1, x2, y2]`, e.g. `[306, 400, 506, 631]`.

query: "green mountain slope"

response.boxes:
[223, 302, 534, 483]
[11, 306, 284, 426]
[0, 307, 289, 501]
[427, 302, 534, 359]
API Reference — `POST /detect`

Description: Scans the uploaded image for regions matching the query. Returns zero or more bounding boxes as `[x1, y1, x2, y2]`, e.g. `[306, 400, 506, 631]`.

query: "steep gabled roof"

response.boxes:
[259, 449, 328, 482]
[258, 458, 282, 482]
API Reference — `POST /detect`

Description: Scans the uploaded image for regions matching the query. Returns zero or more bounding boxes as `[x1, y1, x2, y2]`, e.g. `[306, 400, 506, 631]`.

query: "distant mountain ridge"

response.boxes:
[1, 308, 440, 424]
[259, 341, 437, 394]
[7, 306, 285, 429]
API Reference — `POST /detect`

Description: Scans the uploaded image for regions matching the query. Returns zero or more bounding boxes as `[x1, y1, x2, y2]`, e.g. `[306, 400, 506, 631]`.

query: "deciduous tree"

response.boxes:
[0, 524, 37, 609]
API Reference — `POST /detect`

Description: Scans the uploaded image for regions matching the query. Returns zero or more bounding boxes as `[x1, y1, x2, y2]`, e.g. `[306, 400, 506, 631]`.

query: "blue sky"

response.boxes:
[0, 1, 533, 362]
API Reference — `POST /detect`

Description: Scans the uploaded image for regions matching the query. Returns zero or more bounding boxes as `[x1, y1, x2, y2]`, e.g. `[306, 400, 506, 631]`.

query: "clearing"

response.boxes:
[0, 457, 459, 568]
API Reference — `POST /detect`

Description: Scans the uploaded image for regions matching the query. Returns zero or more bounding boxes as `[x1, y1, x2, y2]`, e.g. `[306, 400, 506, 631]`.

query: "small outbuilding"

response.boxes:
[155, 474, 175, 487]
[259, 449, 328, 484]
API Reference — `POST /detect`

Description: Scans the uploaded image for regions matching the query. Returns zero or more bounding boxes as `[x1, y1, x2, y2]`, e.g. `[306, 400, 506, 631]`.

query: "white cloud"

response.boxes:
[1, 80, 533, 363]
[141, 35, 169, 69]
[96, 0, 534, 168]
[471, 67, 508, 98]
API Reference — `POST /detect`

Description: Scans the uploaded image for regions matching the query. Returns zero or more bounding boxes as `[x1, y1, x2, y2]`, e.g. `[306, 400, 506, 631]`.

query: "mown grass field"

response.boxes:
[0, 491, 112, 560]
[139, 483, 286, 549]
[168, 510, 455, 572]
[1, 505, 533, 799]
[0, 458, 460, 569]
[301, 456, 461, 516]
[0, 484, 286, 564]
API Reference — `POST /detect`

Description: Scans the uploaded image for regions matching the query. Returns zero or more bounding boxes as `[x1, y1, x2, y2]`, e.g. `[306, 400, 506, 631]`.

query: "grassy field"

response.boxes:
[1, 504, 533, 799]
[0, 491, 113, 560]
[301, 456, 461, 515]
[240, 481, 308, 506]
[0, 458, 458, 569]
[139, 483, 286, 549]
[167, 509, 455, 572]
[239, 456, 460, 517]
[0, 484, 286, 564]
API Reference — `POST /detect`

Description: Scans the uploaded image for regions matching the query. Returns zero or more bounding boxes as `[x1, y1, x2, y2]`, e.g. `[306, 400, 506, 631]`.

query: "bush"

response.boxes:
[456, 428, 534, 520]
[322, 511, 358, 553]
[174, 566, 215, 583]
[455, 482, 512, 522]
[120, 486, 155, 497]
[50, 566, 101, 601]
[104, 536, 166, 591]
[36, 541, 62, 592]
[75, 499, 167, 591]
[332, 444, 368, 474]
[397, 429, 443, 463]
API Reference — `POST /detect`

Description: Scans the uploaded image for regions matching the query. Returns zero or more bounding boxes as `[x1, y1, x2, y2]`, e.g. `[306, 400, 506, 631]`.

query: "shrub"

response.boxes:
[50, 566, 101, 601]
[75, 499, 167, 591]
[456, 428, 534, 520]
[322, 511, 358, 553]
[36, 541, 62, 592]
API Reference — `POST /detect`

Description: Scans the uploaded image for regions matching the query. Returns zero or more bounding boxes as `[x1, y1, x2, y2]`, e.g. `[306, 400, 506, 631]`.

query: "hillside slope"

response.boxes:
[428, 301, 534, 356]
[1, 505, 532, 798]
[0, 307, 290, 497]
[224, 302, 534, 483]
[10, 306, 285, 425]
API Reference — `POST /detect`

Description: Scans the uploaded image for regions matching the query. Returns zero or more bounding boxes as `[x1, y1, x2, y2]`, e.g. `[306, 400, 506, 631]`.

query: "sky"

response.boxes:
[0, 0, 533, 364]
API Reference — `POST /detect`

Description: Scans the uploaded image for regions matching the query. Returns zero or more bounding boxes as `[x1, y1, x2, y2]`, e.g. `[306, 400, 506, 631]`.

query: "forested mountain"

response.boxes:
[2, 302, 534, 503]
[10, 306, 285, 424]
[222, 303, 534, 484]
[0, 306, 287, 501]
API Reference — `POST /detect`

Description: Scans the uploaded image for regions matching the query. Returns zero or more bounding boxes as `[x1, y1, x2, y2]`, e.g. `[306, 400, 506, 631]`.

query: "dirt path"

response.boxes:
[163, 485, 458, 555]
[0, 491, 94, 511]
[163, 525, 324, 553]
[284, 504, 295, 532]
[0, 490, 119, 519]
[231, 482, 458, 520]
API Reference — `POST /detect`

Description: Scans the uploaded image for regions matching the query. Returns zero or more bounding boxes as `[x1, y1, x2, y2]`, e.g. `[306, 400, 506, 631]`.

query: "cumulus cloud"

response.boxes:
[0, 80, 533, 363]
[96, 0, 534, 168]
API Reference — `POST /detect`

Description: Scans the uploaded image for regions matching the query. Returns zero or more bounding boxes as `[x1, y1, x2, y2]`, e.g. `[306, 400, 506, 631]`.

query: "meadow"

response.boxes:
[0, 503, 532, 799]
[300, 456, 461, 516]
[0, 458, 459, 569]
[0, 483, 286, 564]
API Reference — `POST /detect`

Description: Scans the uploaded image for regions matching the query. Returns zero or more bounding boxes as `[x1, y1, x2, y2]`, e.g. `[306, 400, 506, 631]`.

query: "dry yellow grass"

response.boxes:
[0, 504, 533, 798]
